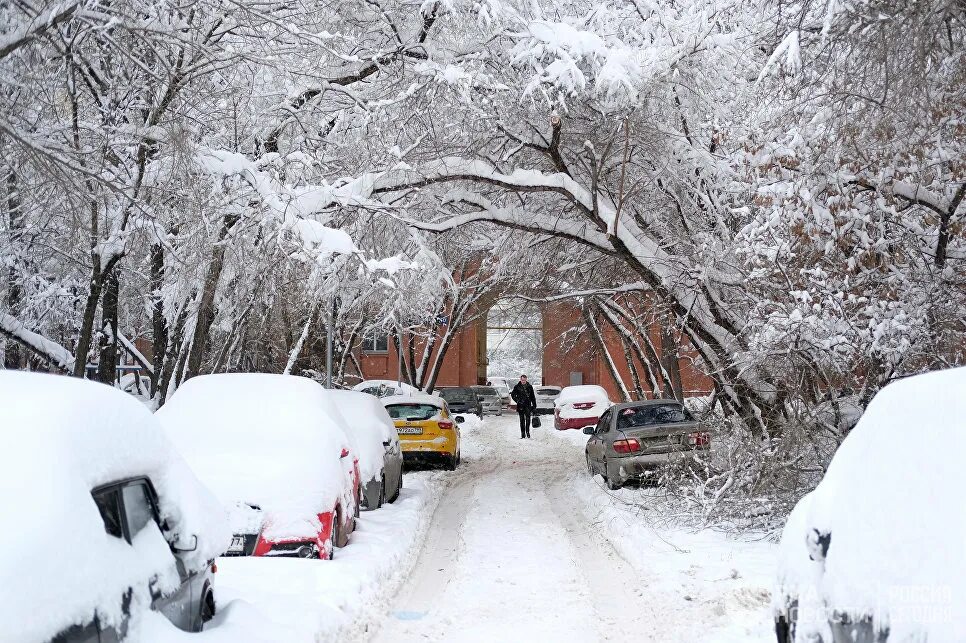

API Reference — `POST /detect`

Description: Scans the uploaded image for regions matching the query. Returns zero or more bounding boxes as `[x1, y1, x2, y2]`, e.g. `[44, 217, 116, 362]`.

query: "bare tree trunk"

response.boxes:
[659, 310, 684, 400]
[584, 303, 630, 402]
[284, 299, 321, 375]
[95, 268, 120, 384]
[4, 168, 24, 369]
[150, 243, 167, 395]
[158, 303, 189, 404]
[184, 213, 239, 381]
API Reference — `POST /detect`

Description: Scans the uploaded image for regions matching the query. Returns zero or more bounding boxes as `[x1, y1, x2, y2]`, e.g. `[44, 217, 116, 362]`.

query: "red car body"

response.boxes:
[555, 411, 603, 431]
[250, 453, 361, 559]
[554, 396, 609, 430]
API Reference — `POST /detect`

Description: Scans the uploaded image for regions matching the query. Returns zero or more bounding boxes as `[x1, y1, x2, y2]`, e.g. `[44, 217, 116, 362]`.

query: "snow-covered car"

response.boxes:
[352, 379, 422, 398]
[0, 372, 229, 643]
[554, 385, 612, 430]
[157, 374, 361, 560]
[534, 385, 562, 414]
[773, 367, 966, 643]
[327, 390, 404, 510]
[383, 393, 462, 470]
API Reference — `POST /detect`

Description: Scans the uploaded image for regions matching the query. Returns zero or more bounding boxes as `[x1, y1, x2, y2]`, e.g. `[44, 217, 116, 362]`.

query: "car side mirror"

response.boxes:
[172, 533, 198, 553]
[341, 448, 350, 458]
[383, 440, 392, 447]
[454, 415, 465, 424]
[582, 426, 595, 435]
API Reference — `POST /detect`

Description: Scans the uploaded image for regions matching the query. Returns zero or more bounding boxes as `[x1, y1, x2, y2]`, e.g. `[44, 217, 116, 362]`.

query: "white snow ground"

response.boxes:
[364, 415, 777, 643]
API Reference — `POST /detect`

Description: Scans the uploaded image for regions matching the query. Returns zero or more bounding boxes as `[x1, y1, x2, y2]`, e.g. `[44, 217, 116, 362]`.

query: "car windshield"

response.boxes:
[537, 388, 559, 396]
[474, 387, 497, 396]
[616, 404, 693, 429]
[385, 403, 440, 421]
[440, 388, 472, 401]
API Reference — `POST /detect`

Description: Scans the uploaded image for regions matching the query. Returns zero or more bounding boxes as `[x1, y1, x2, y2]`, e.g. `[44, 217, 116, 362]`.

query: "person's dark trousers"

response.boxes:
[518, 409, 532, 438]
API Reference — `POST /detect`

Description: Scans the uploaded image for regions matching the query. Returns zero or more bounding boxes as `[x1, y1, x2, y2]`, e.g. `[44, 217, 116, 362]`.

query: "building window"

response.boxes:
[362, 332, 389, 354]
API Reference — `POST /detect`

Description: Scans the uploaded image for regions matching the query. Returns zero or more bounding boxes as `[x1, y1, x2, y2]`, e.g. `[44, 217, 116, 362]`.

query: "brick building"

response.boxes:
[359, 300, 713, 400]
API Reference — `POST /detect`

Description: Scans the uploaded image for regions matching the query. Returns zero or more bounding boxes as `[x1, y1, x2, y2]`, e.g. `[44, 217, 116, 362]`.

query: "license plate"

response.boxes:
[397, 426, 423, 435]
[228, 536, 246, 553]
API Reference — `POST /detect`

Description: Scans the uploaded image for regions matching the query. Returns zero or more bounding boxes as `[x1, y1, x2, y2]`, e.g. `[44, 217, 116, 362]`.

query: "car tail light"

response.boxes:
[438, 420, 454, 430]
[612, 438, 642, 454]
[211, 563, 217, 573]
[572, 402, 594, 410]
[687, 432, 710, 447]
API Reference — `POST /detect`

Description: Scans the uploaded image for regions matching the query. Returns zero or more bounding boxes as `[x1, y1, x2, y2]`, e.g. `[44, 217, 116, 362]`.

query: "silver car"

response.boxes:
[471, 385, 503, 416]
[534, 385, 561, 414]
[583, 400, 709, 490]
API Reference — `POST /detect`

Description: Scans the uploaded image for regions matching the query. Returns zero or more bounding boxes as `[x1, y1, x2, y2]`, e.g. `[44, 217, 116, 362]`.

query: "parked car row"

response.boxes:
[1, 371, 467, 642]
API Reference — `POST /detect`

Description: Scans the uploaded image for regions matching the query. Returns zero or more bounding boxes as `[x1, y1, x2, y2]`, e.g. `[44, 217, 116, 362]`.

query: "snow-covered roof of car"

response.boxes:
[325, 390, 395, 482]
[352, 379, 421, 394]
[557, 384, 610, 404]
[156, 373, 352, 541]
[0, 372, 228, 643]
[783, 367, 966, 640]
[381, 392, 446, 408]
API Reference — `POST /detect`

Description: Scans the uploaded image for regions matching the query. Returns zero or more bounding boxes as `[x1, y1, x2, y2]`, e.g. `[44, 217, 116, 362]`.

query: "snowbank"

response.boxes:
[326, 390, 394, 483]
[157, 374, 352, 542]
[452, 412, 484, 432]
[787, 367, 966, 641]
[203, 475, 443, 642]
[0, 372, 228, 643]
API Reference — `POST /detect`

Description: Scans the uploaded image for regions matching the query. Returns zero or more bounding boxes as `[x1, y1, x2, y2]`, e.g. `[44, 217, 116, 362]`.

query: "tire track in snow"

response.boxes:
[363, 417, 666, 643]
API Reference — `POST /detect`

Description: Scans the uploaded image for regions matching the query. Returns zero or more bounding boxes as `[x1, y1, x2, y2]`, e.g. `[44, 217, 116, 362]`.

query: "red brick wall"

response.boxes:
[358, 323, 480, 388]
[359, 299, 714, 400]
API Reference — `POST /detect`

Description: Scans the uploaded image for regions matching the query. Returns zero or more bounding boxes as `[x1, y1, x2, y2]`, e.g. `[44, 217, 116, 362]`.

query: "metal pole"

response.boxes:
[325, 296, 334, 388]
[397, 314, 403, 389]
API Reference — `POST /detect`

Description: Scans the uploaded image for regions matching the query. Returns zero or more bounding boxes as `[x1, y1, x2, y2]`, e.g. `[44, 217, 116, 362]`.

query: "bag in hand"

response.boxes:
[531, 415, 542, 428]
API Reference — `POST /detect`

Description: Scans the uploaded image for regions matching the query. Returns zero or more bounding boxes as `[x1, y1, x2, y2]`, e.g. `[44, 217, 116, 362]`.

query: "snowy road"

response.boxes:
[364, 416, 775, 642]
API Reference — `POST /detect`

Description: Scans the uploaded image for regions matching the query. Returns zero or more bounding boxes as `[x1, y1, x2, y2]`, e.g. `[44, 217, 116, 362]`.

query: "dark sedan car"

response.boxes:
[583, 400, 709, 489]
[437, 387, 484, 417]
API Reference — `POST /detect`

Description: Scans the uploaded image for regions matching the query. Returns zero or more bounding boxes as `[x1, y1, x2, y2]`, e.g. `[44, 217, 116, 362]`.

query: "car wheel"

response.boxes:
[199, 585, 215, 630]
[602, 458, 621, 490]
[377, 476, 386, 509]
[327, 513, 340, 559]
[389, 471, 402, 503]
[354, 486, 362, 519]
[446, 453, 458, 470]
[586, 453, 594, 475]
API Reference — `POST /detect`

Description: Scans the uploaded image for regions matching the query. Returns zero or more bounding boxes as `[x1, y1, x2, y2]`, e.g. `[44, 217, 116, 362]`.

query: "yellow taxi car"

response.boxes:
[381, 393, 461, 470]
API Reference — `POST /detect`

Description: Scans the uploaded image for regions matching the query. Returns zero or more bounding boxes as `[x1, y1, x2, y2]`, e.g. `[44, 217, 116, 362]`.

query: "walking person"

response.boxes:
[511, 374, 537, 439]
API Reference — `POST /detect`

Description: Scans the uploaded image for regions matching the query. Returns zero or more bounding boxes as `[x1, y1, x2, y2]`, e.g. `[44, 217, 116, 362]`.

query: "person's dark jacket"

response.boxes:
[511, 381, 537, 413]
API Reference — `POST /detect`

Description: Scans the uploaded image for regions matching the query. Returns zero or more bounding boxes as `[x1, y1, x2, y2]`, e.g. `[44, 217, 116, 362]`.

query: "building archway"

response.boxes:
[480, 299, 543, 384]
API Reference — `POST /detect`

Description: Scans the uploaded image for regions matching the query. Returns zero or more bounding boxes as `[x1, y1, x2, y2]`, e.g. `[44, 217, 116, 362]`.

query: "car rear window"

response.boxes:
[537, 388, 560, 396]
[385, 403, 440, 421]
[617, 404, 693, 429]
[474, 387, 497, 395]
